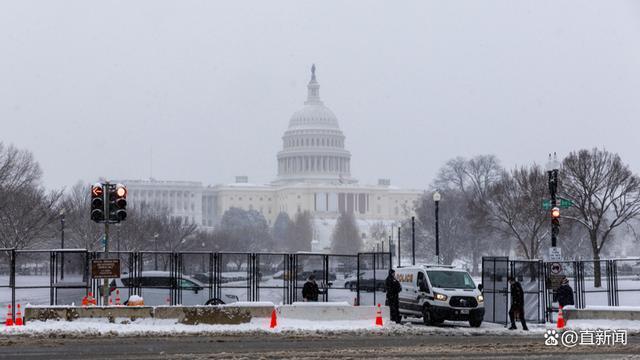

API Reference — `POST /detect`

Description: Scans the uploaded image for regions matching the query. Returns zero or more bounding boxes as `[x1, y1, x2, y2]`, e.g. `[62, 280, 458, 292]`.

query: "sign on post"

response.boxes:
[542, 198, 573, 210]
[547, 261, 565, 290]
[549, 247, 562, 261]
[91, 259, 121, 279]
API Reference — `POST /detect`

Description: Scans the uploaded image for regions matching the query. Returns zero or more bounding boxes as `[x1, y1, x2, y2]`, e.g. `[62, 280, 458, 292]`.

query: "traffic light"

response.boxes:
[551, 206, 560, 240]
[109, 183, 127, 222]
[90, 183, 105, 222]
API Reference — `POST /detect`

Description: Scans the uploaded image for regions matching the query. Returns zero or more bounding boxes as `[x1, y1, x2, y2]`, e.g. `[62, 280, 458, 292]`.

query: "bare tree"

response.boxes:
[0, 143, 62, 249]
[431, 155, 503, 273]
[562, 148, 640, 287]
[486, 165, 548, 259]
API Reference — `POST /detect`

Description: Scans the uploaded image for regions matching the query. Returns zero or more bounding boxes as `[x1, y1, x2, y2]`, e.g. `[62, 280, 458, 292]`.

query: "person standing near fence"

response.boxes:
[385, 269, 402, 324]
[508, 276, 528, 331]
[302, 274, 320, 301]
[557, 277, 574, 308]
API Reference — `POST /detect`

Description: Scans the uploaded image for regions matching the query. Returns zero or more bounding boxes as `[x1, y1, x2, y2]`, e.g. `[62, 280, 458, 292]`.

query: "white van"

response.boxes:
[396, 265, 484, 327]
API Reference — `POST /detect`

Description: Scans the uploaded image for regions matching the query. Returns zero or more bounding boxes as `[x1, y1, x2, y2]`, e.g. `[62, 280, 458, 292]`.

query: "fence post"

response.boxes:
[10, 249, 15, 320]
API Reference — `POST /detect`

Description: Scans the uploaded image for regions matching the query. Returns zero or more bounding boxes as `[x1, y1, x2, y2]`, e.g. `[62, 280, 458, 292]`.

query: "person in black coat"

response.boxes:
[508, 276, 528, 331]
[302, 274, 320, 302]
[385, 269, 402, 324]
[556, 277, 575, 308]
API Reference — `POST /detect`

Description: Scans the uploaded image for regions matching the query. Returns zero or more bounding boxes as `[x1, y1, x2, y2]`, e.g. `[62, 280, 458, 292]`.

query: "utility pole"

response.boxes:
[397, 225, 401, 268]
[433, 191, 441, 264]
[411, 216, 415, 266]
[60, 209, 65, 280]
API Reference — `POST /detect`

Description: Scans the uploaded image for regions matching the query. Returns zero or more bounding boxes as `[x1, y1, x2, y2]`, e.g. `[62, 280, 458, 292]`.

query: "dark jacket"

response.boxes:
[510, 281, 525, 307]
[556, 283, 575, 307]
[302, 280, 320, 301]
[385, 275, 402, 301]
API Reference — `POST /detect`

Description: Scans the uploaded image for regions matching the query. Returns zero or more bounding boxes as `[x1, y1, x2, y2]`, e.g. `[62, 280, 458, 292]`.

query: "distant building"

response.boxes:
[120, 66, 422, 251]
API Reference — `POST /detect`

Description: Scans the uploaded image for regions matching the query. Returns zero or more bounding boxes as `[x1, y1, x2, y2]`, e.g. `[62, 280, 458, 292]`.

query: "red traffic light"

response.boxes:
[551, 207, 560, 218]
[115, 185, 127, 197]
[91, 184, 104, 197]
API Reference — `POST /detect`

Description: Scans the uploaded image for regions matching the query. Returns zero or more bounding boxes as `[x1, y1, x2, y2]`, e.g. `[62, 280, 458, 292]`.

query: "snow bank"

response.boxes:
[290, 301, 350, 307]
[566, 319, 640, 331]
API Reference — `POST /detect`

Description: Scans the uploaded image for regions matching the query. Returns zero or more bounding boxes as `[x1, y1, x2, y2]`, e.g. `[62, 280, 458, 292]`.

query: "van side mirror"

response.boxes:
[478, 284, 483, 292]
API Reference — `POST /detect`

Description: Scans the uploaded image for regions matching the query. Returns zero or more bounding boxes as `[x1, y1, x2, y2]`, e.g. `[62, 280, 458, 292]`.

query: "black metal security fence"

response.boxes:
[482, 257, 640, 324]
[0, 249, 391, 319]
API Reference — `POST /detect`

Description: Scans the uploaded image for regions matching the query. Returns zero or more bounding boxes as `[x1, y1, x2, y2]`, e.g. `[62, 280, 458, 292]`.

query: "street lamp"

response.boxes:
[154, 233, 159, 270]
[433, 191, 441, 264]
[60, 209, 65, 280]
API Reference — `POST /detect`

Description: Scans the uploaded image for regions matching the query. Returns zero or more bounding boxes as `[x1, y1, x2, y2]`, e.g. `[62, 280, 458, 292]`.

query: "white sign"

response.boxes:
[549, 247, 562, 261]
[550, 262, 563, 274]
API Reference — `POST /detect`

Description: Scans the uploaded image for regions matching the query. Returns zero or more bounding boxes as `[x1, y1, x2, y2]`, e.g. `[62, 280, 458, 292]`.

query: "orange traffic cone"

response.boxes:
[375, 304, 383, 327]
[270, 309, 278, 329]
[115, 290, 121, 306]
[557, 306, 565, 329]
[5, 305, 13, 327]
[88, 292, 96, 306]
[15, 304, 23, 326]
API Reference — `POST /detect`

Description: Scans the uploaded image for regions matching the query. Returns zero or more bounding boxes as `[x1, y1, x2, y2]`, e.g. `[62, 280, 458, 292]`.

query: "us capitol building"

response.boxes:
[121, 66, 422, 251]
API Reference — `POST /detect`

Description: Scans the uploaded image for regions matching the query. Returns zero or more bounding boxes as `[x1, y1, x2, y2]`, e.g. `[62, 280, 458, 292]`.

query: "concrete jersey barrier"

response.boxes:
[277, 302, 390, 322]
[563, 306, 640, 321]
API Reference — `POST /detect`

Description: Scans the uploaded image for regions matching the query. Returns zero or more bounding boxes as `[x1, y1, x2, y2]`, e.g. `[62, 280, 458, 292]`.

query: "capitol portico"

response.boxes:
[122, 66, 422, 251]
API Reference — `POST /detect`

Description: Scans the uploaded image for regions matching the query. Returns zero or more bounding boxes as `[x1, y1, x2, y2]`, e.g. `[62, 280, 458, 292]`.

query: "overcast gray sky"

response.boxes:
[1, 1, 639, 190]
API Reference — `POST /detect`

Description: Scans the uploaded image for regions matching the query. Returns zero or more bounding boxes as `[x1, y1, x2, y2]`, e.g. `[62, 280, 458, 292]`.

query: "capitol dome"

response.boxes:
[274, 65, 356, 185]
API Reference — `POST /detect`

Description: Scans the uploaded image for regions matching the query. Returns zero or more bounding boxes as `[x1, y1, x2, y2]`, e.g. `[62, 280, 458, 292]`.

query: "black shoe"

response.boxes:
[523, 327, 529, 331]
[508, 326, 517, 330]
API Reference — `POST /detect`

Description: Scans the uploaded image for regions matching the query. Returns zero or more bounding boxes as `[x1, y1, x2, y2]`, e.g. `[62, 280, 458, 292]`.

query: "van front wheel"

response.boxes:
[422, 307, 435, 326]
[469, 319, 482, 328]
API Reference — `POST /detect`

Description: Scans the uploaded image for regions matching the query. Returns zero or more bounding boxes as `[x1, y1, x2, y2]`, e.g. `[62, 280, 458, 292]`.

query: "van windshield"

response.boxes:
[426, 270, 476, 289]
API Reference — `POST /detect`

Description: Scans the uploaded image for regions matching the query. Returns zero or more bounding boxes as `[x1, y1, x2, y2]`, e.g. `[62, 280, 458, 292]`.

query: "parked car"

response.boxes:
[109, 271, 238, 305]
[343, 270, 387, 291]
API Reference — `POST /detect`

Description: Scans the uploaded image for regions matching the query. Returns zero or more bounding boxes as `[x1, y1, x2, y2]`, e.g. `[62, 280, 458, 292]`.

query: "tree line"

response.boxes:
[405, 148, 640, 287]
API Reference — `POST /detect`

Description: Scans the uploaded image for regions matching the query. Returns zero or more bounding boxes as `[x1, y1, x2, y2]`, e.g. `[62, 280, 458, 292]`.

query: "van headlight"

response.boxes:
[477, 295, 484, 303]
[434, 292, 448, 301]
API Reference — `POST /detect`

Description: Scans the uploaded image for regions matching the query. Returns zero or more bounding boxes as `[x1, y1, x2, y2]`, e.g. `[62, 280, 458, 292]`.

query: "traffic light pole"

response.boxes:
[102, 182, 110, 306]
[548, 169, 559, 247]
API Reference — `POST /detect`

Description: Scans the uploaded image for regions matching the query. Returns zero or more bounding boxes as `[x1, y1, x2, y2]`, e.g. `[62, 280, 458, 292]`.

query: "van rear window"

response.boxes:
[427, 271, 475, 289]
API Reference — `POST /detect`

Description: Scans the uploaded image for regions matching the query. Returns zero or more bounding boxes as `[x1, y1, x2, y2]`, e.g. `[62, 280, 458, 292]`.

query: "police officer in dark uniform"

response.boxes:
[508, 276, 528, 331]
[385, 269, 402, 324]
[302, 274, 320, 302]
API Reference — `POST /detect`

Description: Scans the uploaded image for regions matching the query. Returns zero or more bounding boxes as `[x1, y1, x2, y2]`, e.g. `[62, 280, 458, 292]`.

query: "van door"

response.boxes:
[397, 271, 420, 314]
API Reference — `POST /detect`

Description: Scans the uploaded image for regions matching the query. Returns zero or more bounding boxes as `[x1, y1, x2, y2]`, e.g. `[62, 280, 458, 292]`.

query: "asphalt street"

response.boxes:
[1, 333, 639, 360]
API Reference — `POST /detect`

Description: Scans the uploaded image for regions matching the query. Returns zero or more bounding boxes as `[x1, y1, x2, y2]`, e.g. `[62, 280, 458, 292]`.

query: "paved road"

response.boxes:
[1, 333, 639, 359]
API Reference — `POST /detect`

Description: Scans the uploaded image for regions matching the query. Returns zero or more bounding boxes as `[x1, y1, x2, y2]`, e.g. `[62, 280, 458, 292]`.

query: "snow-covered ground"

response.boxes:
[4, 316, 639, 338]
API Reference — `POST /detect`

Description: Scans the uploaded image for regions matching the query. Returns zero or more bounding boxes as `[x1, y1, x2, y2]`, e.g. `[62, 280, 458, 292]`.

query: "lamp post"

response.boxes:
[60, 209, 65, 280]
[433, 191, 441, 264]
[153, 233, 159, 270]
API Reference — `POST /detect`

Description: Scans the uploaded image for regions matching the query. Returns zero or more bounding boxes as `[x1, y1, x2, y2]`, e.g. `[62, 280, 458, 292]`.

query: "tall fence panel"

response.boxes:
[356, 252, 391, 306]
[482, 256, 509, 324]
